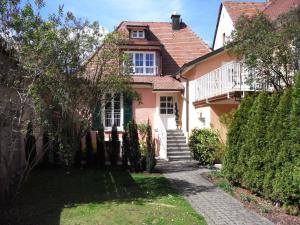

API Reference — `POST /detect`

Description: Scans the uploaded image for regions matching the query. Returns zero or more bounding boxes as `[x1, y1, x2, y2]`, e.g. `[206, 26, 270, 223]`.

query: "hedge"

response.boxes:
[223, 72, 300, 208]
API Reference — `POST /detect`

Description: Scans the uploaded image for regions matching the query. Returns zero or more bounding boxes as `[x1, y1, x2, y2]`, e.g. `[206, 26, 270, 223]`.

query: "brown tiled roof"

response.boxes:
[117, 21, 211, 75]
[132, 75, 184, 91]
[263, 0, 300, 20]
[223, 1, 267, 24]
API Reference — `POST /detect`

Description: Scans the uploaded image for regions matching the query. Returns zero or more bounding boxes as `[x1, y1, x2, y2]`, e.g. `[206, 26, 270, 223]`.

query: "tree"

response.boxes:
[127, 120, 141, 172]
[227, 6, 300, 91]
[272, 72, 300, 205]
[263, 89, 292, 198]
[146, 120, 156, 173]
[0, 0, 137, 203]
[222, 95, 255, 183]
[96, 124, 105, 167]
[109, 124, 119, 167]
[85, 131, 93, 167]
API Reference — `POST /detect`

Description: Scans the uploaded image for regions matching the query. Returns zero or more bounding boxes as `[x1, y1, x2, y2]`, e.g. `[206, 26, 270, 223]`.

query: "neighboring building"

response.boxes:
[175, 0, 300, 143]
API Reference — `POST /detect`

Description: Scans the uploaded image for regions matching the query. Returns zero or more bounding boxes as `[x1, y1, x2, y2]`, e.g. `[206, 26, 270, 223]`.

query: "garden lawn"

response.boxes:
[2, 169, 206, 225]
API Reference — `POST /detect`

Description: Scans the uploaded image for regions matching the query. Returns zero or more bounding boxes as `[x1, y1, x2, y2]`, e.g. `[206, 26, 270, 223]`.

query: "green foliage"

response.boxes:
[146, 120, 156, 173]
[96, 124, 105, 167]
[216, 180, 234, 195]
[127, 120, 141, 172]
[219, 109, 236, 128]
[227, 7, 300, 90]
[122, 129, 130, 168]
[189, 128, 220, 165]
[25, 121, 36, 166]
[223, 73, 300, 207]
[241, 92, 278, 193]
[109, 124, 119, 167]
[223, 95, 255, 183]
[85, 131, 94, 167]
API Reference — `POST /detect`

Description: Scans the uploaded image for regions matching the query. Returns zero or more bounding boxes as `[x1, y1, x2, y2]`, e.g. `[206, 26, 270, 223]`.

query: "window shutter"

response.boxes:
[92, 103, 101, 130]
[123, 96, 132, 127]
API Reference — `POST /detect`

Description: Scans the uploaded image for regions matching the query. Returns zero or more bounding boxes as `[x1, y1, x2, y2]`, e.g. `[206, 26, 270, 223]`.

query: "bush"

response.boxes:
[122, 130, 130, 168]
[108, 124, 119, 167]
[222, 73, 300, 208]
[223, 95, 255, 183]
[85, 131, 93, 167]
[25, 121, 36, 166]
[189, 128, 220, 165]
[127, 120, 141, 172]
[96, 124, 105, 167]
[146, 120, 156, 173]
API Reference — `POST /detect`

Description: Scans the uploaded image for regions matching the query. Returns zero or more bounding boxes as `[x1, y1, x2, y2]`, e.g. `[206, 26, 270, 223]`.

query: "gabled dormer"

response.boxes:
[127, 25, 149, 40]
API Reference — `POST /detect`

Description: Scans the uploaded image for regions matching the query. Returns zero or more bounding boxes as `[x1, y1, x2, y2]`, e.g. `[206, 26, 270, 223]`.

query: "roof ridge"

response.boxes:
[121, 21, 171, 24]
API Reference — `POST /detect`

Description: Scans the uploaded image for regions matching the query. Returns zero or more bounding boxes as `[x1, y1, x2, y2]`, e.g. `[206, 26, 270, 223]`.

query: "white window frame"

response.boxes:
[102, 94, 124, 131]
[160, 96, 174, 115]
[131, 30, 145, 38]
[126, 51, 156, 75]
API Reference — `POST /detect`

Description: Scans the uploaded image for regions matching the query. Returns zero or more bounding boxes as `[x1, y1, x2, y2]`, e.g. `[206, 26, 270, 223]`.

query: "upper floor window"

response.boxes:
[127, 52, 156, 75]
[131, 30, 145, 38]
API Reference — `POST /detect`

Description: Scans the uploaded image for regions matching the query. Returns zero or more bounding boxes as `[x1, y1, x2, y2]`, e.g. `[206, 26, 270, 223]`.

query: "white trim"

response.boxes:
[102, 94, 124, 131]
[131, 30, 145, 39]
[125, 51, 157, 75]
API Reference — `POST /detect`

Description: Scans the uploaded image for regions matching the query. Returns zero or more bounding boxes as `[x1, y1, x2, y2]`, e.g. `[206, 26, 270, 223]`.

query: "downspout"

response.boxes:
[179, 72, 189, 134]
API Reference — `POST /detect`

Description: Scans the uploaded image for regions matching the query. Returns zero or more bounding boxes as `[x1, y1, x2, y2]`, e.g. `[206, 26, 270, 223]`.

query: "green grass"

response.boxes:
[1, 168, 206, 225]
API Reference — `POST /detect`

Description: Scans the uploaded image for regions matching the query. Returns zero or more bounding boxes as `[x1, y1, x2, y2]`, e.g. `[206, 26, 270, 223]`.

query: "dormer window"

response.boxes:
[131, 30, 145, 39]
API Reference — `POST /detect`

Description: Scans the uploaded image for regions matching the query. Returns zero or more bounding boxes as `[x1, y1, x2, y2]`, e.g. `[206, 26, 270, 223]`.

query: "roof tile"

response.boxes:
[117, 21, 211, 75]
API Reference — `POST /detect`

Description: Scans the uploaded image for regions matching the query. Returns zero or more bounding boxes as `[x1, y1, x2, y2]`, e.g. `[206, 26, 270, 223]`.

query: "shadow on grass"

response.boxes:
[0, 168, 178, 225]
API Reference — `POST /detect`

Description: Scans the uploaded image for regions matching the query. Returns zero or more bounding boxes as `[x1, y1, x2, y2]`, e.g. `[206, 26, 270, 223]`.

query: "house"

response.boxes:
[176, 0, 300, 143]
[87, 13, 211, 160]
[89, 0, 299, 161]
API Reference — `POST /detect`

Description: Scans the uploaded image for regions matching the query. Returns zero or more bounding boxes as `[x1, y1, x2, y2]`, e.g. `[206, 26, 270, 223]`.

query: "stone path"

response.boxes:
[157, 160, 274, 225]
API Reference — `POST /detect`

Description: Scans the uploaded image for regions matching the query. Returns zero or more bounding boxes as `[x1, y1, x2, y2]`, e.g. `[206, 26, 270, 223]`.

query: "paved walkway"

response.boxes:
[157, 160, 274, 225]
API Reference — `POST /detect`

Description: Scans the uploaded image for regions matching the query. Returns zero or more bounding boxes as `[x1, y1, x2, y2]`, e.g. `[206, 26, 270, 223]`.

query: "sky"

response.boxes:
[22, 0, 265, 47]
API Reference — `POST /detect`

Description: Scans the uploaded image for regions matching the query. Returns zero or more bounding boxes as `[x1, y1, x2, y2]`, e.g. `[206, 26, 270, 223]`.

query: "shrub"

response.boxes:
[189, 128, 220, 165]
[85, 130, 93, 167]
[122, 128, 130, 168]
[222, 95, 255, 183]
[127, 120, 141, 172]
[96, 124, 105, 167]
[108, 124, 119, 167]
[25, 121, 36, 166]
[146, 121, 156, 173]
[263, 89, 292, 198]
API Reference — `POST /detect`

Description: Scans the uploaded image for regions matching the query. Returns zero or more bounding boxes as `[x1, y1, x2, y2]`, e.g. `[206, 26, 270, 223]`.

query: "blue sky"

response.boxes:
[23, 0, 265, 47]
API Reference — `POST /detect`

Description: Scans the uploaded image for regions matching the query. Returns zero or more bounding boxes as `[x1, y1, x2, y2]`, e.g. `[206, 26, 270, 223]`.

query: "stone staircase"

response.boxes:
[167, 130, 191, 161]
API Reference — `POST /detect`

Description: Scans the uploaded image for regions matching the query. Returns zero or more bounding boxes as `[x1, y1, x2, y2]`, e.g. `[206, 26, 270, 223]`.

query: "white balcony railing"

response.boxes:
[193, 62, 261, 102]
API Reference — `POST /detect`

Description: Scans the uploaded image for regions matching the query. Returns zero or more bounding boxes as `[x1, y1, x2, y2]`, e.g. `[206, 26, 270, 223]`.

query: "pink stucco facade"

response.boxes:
[132, 88, 156, 127]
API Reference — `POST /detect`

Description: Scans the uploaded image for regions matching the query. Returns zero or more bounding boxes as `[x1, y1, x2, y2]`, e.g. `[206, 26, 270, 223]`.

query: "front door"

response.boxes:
[160, 96, 176, 130]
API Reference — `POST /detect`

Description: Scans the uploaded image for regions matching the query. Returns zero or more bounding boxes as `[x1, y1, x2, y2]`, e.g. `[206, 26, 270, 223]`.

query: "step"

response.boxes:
[167, 146, 190, 151]
[167, 151, 191, 156]
[168, 155, 192, 161]
[167, 143, 189, 147]
[167, 140, 187, 145]
[167, 136, 186, 140]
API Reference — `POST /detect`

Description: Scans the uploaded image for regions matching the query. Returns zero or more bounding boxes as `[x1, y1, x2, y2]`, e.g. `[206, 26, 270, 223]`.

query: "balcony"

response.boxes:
[192, 62, 261, 103]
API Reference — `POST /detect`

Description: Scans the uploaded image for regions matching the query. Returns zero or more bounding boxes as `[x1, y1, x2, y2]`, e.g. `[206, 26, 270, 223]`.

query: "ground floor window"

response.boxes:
[104, 94, 122, 128]
[160, 96, 174, 114]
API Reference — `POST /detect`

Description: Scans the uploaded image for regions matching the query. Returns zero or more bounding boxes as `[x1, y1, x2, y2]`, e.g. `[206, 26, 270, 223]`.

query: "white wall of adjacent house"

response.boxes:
[186, 80, 212, 134]
[214, 5, 235, 50]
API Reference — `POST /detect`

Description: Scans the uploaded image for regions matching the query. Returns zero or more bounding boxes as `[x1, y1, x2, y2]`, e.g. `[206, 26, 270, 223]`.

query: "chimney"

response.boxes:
[171, 12, 181, 30]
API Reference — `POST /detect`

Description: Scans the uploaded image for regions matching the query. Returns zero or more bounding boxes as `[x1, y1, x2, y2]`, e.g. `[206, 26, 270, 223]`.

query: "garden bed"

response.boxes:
[202, 170, 300, 225]
[1, 168, 206, 225]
